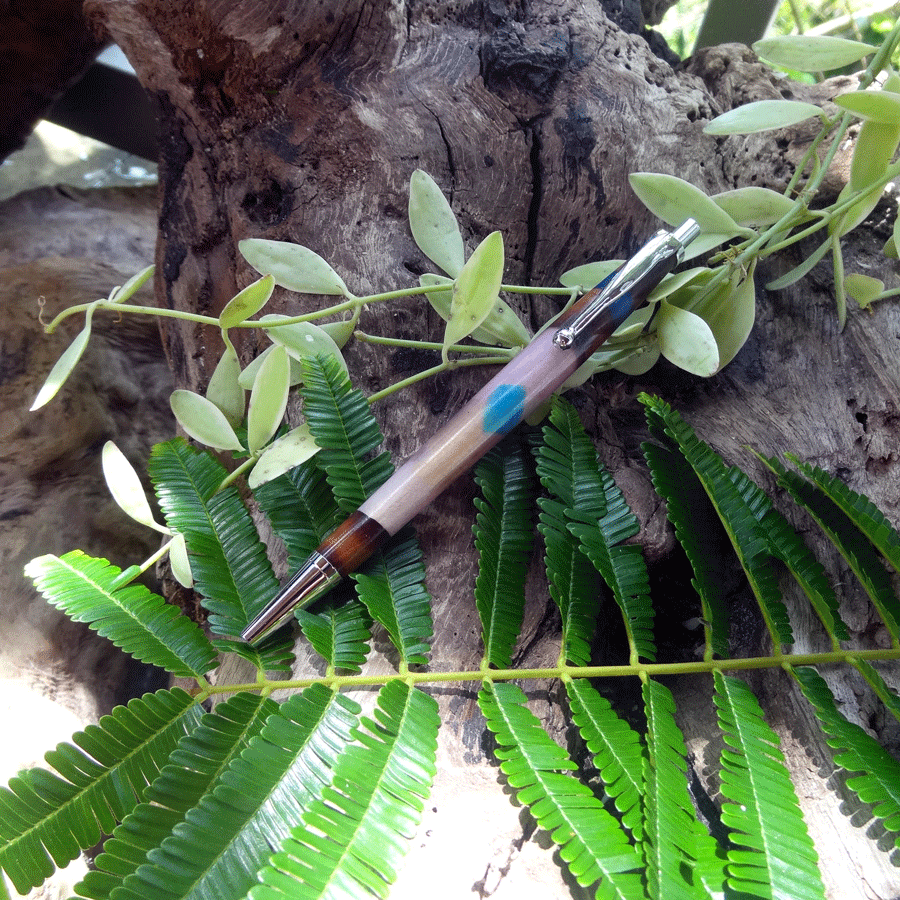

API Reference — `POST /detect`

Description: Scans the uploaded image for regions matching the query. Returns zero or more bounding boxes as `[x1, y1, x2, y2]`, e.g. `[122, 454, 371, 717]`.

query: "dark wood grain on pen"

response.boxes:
[320, 511, 388, 575]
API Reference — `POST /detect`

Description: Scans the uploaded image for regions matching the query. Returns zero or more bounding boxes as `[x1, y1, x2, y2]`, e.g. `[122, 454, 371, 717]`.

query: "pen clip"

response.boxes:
[553, 218, 700, 349]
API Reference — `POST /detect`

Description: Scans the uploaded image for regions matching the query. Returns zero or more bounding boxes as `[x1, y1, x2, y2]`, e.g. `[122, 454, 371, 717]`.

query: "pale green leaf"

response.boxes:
[835, 89, 900, 124]
[248, 423, 320, 489]
[712, 186, 800, 227]
[102, 441, 165, 533]
[30, 312, 94, 410]
[238, 344, 304, 390]
[610, 304, 655, 339]
[109, 264, 155, 304]
[443, 230, 505, 358]
[239, 238, 350, 296]
[704, 99, 823, 135]
[169, 389, 245, 451]
[613, 344, 661, 375]
[657, 301, 719, 376]
[558, 259, 623, 288]
[168, 532, 193, 588]
[844, 273, 885, 309]
[219, 275, 275, 329]
[206, 343, 246, 427]
[247, 344, 290, 454]
[705, 269, 756, 369]
[408, 169, 466, 277]
[319, 311, 358, 348]
[754, 34, 875, 73]
[766, 236, 831, 289]
[647, 266, 711, 303]
[261, 314, 348, 375]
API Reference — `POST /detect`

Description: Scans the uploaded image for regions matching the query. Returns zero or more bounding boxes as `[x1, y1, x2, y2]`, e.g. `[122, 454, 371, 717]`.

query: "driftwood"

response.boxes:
[7, 1, 885, 896]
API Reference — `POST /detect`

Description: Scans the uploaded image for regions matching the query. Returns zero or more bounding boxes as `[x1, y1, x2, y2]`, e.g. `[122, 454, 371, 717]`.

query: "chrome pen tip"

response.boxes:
[241, 551, 342, 645]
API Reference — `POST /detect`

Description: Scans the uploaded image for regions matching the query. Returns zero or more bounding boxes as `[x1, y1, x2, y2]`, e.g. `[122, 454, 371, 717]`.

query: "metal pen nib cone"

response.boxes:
[241, 552, 341, 644]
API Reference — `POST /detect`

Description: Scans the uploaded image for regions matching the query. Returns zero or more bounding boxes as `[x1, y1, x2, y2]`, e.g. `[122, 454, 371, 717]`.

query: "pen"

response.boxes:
[242, 218, 700, 644]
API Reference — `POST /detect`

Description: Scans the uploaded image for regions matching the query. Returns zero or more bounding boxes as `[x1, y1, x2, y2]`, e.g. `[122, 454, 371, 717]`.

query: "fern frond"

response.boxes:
[253, 459, 341, 569]
[641, 678, 709, 900]
[24, 551, 216, 678]
[148, 439, 289, 671]
[296, 597, 371, 673]
[714, 671, 826, 900]
[641, 395, 793, 648]
[792, 666, 900, 846]
[479, 681, 644, 899]
[300, 354, 393, 509]
[642, 438, 731, 658]
[76, 692, 277, 900]
[535, 398, 608, 666]
[103, 684, 360, 900]
[251, 683, 439, 899]
[0, 689, 201, 895]
[473, 443, 534, 669]
[565, 678, 645, 839]
[760, 454, 900, 642]
[569, 468, 655, 662]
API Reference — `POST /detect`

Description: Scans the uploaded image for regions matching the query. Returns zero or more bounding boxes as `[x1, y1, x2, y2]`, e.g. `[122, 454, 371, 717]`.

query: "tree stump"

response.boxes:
[85, 2, 900, 896]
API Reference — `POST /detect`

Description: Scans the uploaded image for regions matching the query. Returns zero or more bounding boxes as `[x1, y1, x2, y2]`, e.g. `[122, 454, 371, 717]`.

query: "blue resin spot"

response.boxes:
[483, 384, 526, 435]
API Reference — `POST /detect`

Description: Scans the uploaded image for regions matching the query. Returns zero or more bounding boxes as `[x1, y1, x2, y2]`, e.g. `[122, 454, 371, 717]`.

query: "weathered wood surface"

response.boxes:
[74, 1, 900, 896]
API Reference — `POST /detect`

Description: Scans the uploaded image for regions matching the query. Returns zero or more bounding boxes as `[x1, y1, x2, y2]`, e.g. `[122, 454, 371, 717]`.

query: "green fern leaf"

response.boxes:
[565, 678, 645, 839]
[0, 689, 201, 895]
[253, 459, 341, 569]
[353, 532, 432, 666]
[714, 671, 826, 900]
[793, 666, 900, 845]
[251, 683, 439, 899]
[148, 438, 291, 672]
[479, 681, 644, 899]
[104, 684, 360, 900]
[641, 395, 793, 648]
[642, 438, 731, 658]
[569, 467, 656, 662]
[300, 354, 392, 509]
[760, 454, 900, 641]
[473, 443, 534, 669]
[76, 692, 277, 900]
[24, 551, 216, 678]
[535, 398, 608, 665]
[296, 597, 372, 672]
[642, 678, 710, 900]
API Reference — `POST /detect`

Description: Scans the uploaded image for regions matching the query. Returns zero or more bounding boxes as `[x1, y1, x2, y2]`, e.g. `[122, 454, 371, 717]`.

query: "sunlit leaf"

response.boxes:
[168, 532, 193, 588]
[261, 314, 348, 375]
[247, 344, 290, 454]
[239, 238, 350, 296]
[712, 186, 799, 227]
[206, 343, 246, 427]
[102, 441, 165, 533]
[844, 273, 885, 309]
[248, 423, 320, 489]
[443, 230, 504, 359]
[704, 99, 823, 135]
[754, 34, 875, 73]
[30, 311, 94, 411]
[219, 275, 275, 329]
[408, 169, 466, 278]
[170, 389, 245, 451]
[656, 301, 719, 376]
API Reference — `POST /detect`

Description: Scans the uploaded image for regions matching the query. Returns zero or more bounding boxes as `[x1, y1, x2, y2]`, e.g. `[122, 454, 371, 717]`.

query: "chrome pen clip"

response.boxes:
[553, 218, 700, 349]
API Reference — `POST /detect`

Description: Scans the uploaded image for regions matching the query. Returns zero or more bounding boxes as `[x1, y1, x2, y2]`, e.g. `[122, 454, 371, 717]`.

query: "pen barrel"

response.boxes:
[358, 280, 651, 535]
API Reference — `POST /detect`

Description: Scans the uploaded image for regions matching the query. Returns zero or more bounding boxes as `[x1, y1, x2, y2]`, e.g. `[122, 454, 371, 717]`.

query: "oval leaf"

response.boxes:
[656, 302, 719, 377]
[102, 441, 165, 532]
[247, 344, 290, 454]
[320, 311, 359, 348]
[170, 389, 245, 451]
[648, 266, 712, 304]
[614, 344, 661, 375]
[850, 120, 900, 192]
[704, 99, 822, 135]
[261, 314, 349, 374]
[844, 272, 885, 309]
[712, 186, 800, 227]
[219, 275, 275, 329]
[206, 343, 246, 427]
[109, 263, 155, 304]
[558, 259, 624, 288]
[443, 231, 505, 357]
[705, 271, 756, 369]
[239, 344, 304, 390]
[835, 89, 900, 124]
[168, 532, 193, 588]
[30, 312, 94, 411]
[754, 35, 875, 73]
[408, 169, 466, 277]
[248, 423, 321, 488]
[239, 238, 350, 296]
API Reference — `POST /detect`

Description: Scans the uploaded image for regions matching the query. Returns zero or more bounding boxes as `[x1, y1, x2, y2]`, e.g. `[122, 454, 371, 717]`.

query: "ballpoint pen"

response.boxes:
[242, 218, 700, 644]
